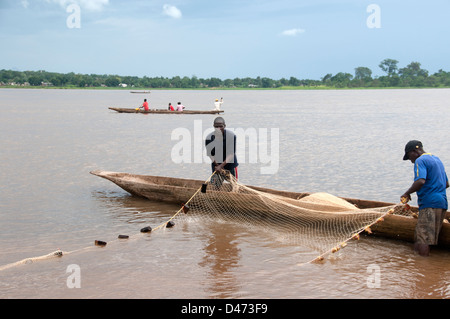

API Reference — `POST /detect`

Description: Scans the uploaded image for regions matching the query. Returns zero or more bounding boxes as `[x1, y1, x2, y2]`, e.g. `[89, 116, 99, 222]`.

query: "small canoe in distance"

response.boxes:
[130, 91, 150, 93]
[108, 107, 224, 114]
[90, 170, 450, 248]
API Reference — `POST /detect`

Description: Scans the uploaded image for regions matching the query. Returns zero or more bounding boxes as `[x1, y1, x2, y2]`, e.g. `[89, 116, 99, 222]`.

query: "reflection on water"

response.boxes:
[198, 221, 242, 298]
[91, 189, 180, 225]
[1, 89, 450, 298]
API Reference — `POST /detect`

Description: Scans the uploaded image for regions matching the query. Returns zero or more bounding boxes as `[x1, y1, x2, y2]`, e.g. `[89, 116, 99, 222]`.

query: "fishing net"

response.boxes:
[169, 171, 413, 263]
[0, 170, 413, 271]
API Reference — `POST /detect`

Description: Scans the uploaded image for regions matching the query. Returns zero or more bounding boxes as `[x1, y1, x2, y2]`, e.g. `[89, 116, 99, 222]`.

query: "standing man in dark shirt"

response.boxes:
[205, 117, 238, 179]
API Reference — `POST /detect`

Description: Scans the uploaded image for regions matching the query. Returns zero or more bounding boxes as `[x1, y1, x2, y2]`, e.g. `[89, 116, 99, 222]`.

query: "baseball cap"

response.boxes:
[403, 140, 423, 160]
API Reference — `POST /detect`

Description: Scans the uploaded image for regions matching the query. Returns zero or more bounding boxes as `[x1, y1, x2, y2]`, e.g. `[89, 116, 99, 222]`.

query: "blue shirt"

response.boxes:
[414, 153, 448, 210]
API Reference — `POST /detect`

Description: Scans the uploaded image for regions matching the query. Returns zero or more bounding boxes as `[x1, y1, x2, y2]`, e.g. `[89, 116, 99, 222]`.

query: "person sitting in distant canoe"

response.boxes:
[176, 102, 185, 111]
[214, 97, 224, 111]
[139, 99, 149, 111]
[168, 103, 175, 111]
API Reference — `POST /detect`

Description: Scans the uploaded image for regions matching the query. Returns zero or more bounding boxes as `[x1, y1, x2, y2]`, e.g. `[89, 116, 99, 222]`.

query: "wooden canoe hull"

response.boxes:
[90, 170, 450, 248]
[108, 107, 224, 114]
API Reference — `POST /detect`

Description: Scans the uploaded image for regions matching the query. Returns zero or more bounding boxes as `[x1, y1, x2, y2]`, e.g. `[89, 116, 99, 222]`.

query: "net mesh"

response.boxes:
[169, 171, 413, 263]
[0, 171, 413, 271]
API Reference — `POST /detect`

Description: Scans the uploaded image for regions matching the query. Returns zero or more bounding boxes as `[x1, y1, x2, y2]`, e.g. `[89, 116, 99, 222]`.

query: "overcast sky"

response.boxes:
[1, 0, 449, 80]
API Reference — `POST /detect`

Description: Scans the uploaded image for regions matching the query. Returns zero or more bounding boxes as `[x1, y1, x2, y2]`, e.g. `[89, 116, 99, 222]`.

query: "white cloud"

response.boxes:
[280, 28, 305, 36]
[163, 4, 182, 19]
[78, 0, 109, 12]
[43, 0, 109, 12]
[21, 0, 29, 9]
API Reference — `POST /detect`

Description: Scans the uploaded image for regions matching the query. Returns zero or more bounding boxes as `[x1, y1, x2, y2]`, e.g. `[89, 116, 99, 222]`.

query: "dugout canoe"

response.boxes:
[108, 107, 224, 114]
[90, 170, 450, 248]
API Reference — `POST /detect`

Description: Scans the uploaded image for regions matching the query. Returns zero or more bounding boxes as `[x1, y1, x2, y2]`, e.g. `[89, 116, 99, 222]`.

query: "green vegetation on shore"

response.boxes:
[2, 59, 450, 90]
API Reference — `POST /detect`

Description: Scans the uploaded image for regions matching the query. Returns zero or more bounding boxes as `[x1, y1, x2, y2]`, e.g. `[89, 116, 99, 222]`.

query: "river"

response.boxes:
[1, 88, 450, 299]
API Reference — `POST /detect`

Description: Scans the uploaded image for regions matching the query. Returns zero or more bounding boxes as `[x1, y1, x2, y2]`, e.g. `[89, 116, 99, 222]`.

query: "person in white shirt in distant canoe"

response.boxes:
[214, 97, 223, 111]
[176, 102, 185, 111]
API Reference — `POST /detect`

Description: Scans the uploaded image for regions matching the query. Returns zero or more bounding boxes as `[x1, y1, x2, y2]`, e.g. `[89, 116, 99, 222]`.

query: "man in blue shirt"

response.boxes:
[401, 140, 449, 256]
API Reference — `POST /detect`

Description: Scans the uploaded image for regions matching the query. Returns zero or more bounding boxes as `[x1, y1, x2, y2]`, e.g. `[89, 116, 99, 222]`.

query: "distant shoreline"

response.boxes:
[1, 85, 449, 91]
[3, 61, 450, 90]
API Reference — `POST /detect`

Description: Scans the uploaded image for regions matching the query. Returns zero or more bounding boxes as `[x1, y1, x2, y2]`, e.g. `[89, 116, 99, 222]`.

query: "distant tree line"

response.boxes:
[1, 59, 450, 89]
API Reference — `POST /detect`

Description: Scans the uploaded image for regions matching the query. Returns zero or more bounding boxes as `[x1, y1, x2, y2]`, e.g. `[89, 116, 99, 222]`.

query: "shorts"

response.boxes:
[414, 208, 447, 245]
